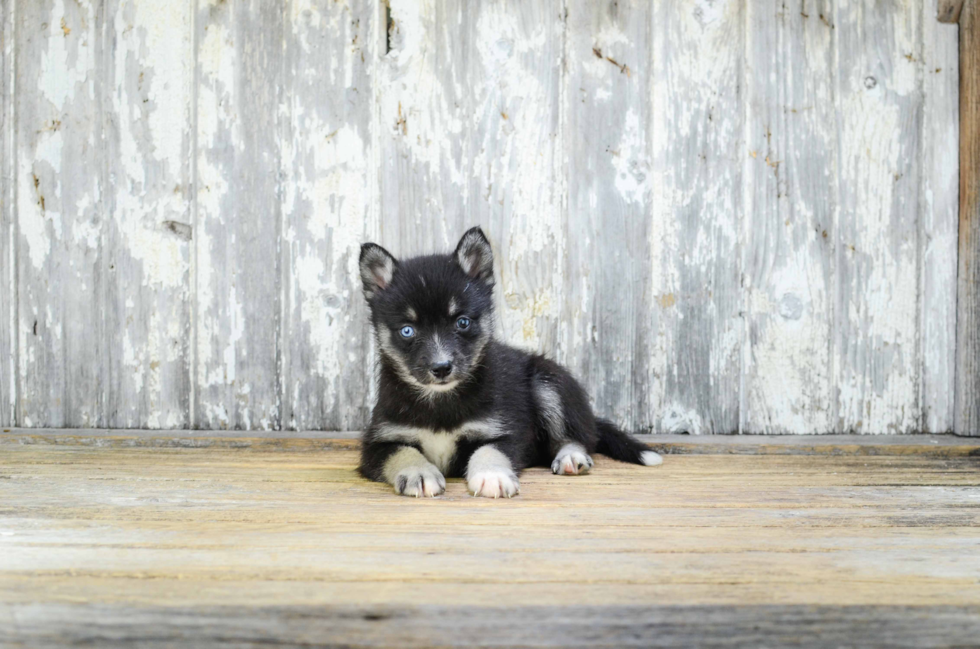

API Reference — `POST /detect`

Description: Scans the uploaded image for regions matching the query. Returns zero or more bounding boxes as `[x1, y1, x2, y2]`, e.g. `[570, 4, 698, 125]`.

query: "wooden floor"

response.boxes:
[2, 431, 980, 648]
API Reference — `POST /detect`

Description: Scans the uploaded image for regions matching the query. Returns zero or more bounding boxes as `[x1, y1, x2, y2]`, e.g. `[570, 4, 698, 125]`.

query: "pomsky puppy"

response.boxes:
[358, 227, 663, 498]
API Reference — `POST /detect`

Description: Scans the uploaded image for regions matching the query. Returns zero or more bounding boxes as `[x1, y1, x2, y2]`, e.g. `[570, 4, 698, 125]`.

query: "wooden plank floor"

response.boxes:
[1, 433, 980, 647]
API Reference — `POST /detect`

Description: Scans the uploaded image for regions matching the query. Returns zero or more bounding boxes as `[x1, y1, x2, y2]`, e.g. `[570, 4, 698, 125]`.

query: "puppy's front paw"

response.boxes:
[393, 465, 446, 498]
[467, 470, 520, 498]
[551, 447, 594, 475]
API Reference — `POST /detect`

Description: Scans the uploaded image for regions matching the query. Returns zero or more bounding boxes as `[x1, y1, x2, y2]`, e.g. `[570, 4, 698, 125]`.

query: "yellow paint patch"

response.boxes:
[656, 292, 676, 308]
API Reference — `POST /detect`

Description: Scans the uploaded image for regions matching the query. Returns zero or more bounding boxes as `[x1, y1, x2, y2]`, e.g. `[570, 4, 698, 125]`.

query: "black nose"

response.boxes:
[430, 361, 453, 379]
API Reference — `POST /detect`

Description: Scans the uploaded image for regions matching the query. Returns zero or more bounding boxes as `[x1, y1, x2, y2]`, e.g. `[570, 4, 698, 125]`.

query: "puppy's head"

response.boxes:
[359, 227, 495, 395]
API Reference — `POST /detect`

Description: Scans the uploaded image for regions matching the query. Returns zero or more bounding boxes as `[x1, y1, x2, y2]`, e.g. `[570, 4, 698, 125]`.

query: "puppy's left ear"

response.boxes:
[454, 227, 494, 284]
[359, 243, 397, 300]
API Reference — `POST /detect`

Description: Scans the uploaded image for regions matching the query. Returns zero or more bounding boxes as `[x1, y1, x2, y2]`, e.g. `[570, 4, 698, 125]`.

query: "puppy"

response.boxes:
[358, 227, 662, 498]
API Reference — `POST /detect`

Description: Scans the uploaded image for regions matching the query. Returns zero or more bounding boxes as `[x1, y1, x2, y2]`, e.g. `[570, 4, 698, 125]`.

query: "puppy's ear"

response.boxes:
[359, 243, 397, 300]
[454, 227, 493, 284]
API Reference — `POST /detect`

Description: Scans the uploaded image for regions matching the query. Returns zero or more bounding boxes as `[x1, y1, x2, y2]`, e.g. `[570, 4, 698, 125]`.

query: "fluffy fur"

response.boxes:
[358, 227, 662, 498]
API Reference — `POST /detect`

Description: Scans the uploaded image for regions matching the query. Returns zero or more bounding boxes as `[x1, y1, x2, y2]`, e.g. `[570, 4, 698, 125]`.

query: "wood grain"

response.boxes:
[835, 0, 923, 433]
[920, 0, 960, 432]
[377, 0, 566, 354]
[194, 0, 283, 430]
[280, 0, 377, 431]
[4, 428, 980, 456]
[1, 0, 14, 427]
[0, 442, 978, 646]
[15, 0, 106, 427]
[5, 603, 980, 648]
[651, 0, 743, 433]
[562, 0, 655, 433]
[956, 0, 980, 436]
[937, 0, 966, 22]
[0, 0, 965, 434]
[742, 0, 835, 433]
[103, 0, 194, 428]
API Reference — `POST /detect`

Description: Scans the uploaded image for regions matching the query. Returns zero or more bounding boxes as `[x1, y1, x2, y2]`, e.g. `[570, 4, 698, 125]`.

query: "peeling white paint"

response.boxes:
[5, 0, 961, 434]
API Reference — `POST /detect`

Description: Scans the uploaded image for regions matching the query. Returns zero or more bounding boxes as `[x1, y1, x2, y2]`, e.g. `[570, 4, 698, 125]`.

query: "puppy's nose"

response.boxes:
[430, 361, 453, 379]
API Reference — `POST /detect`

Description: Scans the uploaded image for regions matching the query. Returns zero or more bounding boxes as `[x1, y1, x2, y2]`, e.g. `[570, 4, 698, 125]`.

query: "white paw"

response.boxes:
[468, 470, 520, 498]
[640, 450, 663, 466]
[393, 465, 446, 498]
[551, 446, 594, 475]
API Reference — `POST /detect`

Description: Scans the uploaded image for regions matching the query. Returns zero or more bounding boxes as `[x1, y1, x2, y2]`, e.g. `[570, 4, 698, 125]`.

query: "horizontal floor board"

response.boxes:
[3, 430, 980, 456]
[1, 442, 978, 647]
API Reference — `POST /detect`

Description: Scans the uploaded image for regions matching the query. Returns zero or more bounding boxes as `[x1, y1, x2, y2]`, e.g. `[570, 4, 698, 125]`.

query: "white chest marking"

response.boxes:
[416, 431, 460, 473]
[374, 418, 507, 473]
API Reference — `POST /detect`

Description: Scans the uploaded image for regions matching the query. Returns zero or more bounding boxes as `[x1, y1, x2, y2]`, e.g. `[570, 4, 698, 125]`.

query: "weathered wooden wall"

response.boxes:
[0, 0, 962, 434]
[956, 0, 979, 436]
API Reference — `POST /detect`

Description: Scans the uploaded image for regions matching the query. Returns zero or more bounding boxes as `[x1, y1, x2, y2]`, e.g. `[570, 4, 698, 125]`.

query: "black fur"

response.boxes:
[357, 227, 660, 498]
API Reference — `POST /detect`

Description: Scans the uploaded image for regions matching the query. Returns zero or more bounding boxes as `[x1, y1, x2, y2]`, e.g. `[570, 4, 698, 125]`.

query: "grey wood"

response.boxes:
[742, 0, 836, 434]
[3, 603, 980, 649]
[193, 0, 283, 430]
[920, 0, 960, 432]
[562, 0, 656, 433]
[1, 0, 13, 427]
[956, 0, 980, 436]
[280, 0, 377, 432]
[0, 0, 965, 434]
[650, 0, 743, 434]
[835, 0, 924, 433]
[15, 0, 107, 427]
[103, 0, 194, 428]
[377, 0, 566, 356]
[4, 428, 980, 456]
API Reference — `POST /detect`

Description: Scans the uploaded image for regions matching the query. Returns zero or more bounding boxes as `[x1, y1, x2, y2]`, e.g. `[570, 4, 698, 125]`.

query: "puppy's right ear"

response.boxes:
[359, 243, 397, 300]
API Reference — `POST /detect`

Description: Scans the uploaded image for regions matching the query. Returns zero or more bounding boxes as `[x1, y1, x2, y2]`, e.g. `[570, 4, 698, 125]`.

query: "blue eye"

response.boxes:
[456, 317, 471, 330]
[399, 325, 415, 339]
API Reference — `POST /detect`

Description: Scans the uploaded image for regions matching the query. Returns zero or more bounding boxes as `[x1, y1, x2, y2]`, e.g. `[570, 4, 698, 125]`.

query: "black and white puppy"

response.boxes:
[358, 227, 662, 498]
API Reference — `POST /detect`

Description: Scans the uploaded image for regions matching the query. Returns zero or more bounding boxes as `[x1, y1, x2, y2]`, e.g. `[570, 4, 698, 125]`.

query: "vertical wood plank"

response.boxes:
[920, 0, 959, 433]
[15, 0, 105, 427]
[378, 0, 565, 355]
[195, 0, 282, 429]
[956, 0, 980, 436]
[281, 0, 376, 431]
[741, 0, 836, 434]
[1, 0, 14, 426]
[103, 0, 194, 428]
[835, 0, 922, 433]
[650, 0, 743, 434]
[562, 0, 656, 431]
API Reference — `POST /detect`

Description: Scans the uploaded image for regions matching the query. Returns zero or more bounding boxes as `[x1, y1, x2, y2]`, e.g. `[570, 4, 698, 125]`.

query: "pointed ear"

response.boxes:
[454, 227, 494, 284]
[359, 243, 397, 299]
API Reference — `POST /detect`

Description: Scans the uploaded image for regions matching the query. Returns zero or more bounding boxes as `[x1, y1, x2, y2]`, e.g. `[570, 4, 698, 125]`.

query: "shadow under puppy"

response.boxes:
[358, 227, 662, 498]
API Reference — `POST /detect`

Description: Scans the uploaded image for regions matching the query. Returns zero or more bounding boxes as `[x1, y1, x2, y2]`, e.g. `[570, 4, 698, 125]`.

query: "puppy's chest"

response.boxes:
[416, 430, 460, 474]
[376, 418, 506, 474]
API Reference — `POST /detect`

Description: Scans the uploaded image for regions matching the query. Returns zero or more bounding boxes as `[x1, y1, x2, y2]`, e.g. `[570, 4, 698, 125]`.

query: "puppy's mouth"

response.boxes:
[424, 379, 459, 392]
[418, 368, 463, 392]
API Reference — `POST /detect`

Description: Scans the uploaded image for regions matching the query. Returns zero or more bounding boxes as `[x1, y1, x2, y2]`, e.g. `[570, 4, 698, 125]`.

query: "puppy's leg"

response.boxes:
[466, 445, 520, 498]
[533, 373, 596, 476]
[361, 442, 445, 498]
